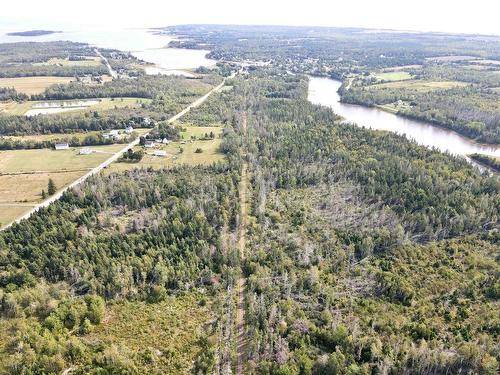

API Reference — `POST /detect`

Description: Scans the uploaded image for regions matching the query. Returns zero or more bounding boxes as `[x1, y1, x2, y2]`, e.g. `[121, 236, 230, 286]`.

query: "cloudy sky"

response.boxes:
[1, 0, 499, 35]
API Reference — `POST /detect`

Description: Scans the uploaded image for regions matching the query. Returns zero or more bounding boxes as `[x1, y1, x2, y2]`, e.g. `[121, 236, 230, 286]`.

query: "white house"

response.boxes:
[109, 130, 119, 136]
[144, 141, 155, 148]
[79, 147, 92, 155]
[124, 126, 134, 134]
[162, 138, 169, 144]
[54, 143, 69, 150]
[155, 139, 163, 143]
[153, 150, 167, 157]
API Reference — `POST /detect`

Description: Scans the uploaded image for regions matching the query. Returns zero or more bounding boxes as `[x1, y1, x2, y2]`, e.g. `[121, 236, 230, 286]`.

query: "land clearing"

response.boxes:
[0, 145, 125, 227]
[83, 293, 213, 374]
[2, 128, 150, 142]
[367, 79, 467, 91]
[373, 71, 413, 81]
[0, 76, 75, 95]
[1, 97, 150, 116]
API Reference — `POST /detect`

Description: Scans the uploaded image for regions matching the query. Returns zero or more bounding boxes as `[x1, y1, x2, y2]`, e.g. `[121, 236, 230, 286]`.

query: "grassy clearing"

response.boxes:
[0, 145, 123, 174]
[3, 128, 150, 142]
[0, 97, 150, 116]
[373, 71, 413, 81]
[83, 293, 213, 374]
[368, 79, 467, 91]
[0, 171, 84, 227]
[0, 171, 86, 203]
[0, 76, 75, 95]
[0, 145, 126, 226]
[382, 64, 422, 72]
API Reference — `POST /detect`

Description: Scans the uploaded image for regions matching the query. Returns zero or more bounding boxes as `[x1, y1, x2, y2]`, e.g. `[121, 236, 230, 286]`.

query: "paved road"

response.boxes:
[1, 75, 232, 231]
[95, 49, 117, 78]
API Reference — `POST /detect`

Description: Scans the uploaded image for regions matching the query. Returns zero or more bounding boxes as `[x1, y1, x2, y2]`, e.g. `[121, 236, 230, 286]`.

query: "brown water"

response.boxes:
[308, 77, 500, 158]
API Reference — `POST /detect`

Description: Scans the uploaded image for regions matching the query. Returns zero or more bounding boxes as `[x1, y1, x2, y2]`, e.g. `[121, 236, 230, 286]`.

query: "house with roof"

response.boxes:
[79, 147, 92, 155]
[144, 141, 155, 148]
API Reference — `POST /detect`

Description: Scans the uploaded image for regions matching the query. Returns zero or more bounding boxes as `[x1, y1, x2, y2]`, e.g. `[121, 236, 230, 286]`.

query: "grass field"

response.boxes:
[1, 97, 150, 116]
[3, 128, 150, 142]
[373, 71, 413, 81]
[109, 126, 224, 173]
[367, 79, 467, 91]
[0, 145, 125, 227]
[84, 293, 213, 374]
[0, 145, 123, 174]
[0, 76, 75, 95]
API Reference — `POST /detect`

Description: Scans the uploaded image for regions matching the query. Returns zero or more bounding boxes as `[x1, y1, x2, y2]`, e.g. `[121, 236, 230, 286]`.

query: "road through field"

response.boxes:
[0, 74, 233, 231]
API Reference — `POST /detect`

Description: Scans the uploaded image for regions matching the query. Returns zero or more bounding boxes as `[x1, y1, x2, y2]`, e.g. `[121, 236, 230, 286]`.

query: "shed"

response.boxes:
[79, 147, 92, 155]
[54, 143, 69, 150]
[153, 150, 167, 157]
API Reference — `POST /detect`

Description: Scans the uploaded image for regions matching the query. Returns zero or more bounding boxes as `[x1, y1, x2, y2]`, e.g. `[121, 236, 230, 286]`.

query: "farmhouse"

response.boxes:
[144, 141, 155, 148]
[54, 143, 69, 150]
[124, 126, 134, 134]
[153, 150, 167, 157]
[79, 147, 92, 155]
[162, 138, 169, 144]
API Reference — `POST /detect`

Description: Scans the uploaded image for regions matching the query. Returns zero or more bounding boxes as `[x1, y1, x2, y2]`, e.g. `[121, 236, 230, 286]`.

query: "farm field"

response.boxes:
[2, 127, 150, 142]
[1, 97, 150, 116]
[0, 144, 124, 173]
[366, 79, 467, 91]
[372, 71, 413, 81]
[0, 145, 125, 227]
[0, 76, 75, 95]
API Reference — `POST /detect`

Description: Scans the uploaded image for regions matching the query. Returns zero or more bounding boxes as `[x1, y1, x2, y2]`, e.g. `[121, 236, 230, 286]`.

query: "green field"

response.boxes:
[373, 71, 413, 81]
[3, 128, 150, 142]
[0, 76, 75, 95]
[367, 79, 467, 91]
[0, 145, 123, 174]
[0, 145, 125, 227]
[1, 97, 150, 116]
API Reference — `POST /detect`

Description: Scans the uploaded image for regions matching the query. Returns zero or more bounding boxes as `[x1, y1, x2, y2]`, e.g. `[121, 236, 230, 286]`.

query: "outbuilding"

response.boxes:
[79, 147, 92, 155]
[54, 143, 69, 150]
[144, 141, 155, 148]
[153, 150, 167, 157]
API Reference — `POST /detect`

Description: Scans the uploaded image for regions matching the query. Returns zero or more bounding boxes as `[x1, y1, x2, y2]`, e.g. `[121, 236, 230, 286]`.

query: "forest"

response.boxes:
[0, 66, 497, 374]
[166, 25, 500, 143]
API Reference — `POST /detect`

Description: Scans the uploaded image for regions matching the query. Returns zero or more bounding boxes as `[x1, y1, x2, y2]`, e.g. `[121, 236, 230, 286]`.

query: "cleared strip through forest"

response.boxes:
[236, 114, 248, 374]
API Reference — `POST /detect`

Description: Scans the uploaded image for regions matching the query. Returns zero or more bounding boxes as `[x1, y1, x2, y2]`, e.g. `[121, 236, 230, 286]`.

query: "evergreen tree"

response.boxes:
[47, 179, 57, 196]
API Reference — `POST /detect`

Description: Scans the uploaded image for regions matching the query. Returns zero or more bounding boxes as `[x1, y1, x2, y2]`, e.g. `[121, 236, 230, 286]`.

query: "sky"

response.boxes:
[1, 0, 499, 35]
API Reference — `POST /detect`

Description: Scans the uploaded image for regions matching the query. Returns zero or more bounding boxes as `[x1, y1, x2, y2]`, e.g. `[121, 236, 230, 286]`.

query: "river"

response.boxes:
[308, 77, 500, 159]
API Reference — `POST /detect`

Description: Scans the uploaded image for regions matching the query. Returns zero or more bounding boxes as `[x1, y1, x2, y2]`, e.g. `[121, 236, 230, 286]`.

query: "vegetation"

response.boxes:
[470, 153, 500, 172]
[0, 26, 499, 374]
[167, 24, 500, 143]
